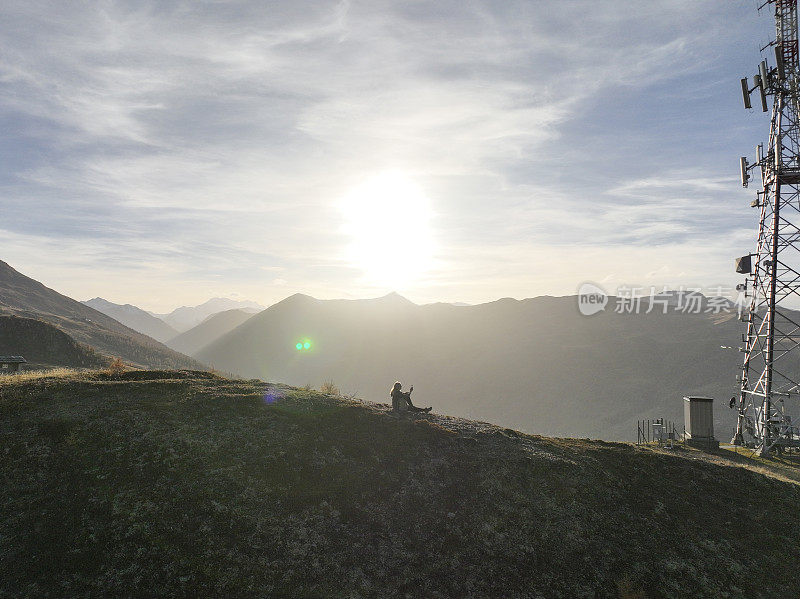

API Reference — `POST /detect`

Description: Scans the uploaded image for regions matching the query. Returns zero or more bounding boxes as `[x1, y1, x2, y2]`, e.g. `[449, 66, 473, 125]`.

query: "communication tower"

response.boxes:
[734, 0, 800, 455]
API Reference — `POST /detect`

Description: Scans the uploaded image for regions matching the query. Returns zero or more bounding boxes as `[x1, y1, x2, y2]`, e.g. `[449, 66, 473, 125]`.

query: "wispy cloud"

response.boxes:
[0, 0, 770, 309]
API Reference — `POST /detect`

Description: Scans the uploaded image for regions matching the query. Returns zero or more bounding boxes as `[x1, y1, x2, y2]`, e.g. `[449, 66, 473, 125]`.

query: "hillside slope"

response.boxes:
[1, 371, 798, 598]
[165, 308, 255, 356]
[82, 297, 178, 343]
[0, 315, 107, 369]
[197, 293, 745, 441]
[0, 260, 202, 369]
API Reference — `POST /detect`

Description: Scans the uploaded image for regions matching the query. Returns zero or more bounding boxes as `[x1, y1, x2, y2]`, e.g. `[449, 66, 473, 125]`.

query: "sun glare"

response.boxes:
[340, 172, 435, 286]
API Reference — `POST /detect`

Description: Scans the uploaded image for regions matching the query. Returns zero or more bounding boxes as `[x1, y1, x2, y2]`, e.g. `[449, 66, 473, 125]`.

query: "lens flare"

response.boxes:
[263, 386, 283, 404]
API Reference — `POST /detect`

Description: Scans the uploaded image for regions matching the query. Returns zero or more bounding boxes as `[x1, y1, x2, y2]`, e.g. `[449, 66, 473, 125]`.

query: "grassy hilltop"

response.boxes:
[1, 371, 799, 598]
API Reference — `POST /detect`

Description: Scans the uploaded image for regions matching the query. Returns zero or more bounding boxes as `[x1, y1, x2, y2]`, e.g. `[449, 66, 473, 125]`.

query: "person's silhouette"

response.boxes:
[390, 382, 431, 413]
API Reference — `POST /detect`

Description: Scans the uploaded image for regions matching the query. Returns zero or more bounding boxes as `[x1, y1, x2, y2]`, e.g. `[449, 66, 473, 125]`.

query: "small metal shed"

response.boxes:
[684, 396, 719, 449]
[0, 356, 26, 374]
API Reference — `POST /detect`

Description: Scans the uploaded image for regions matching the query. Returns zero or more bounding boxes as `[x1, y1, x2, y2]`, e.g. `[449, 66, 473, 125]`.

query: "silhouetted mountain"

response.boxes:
[153, 297, 264, 332]
[0, 315, 107, 369]
[197, 292, 745, 441]
[0, 260, 202, 369]
[165, 309, 255, 356]
[82, 297, 178, 343]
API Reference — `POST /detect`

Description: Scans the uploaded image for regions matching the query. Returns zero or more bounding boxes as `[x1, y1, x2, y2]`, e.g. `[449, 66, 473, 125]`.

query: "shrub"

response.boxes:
[106, 357, 126, 376]
[320, 380, 340, 395]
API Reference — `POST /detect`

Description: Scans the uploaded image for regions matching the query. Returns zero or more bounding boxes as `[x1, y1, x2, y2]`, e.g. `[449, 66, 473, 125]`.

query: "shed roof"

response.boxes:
[0, 356, 27, 363]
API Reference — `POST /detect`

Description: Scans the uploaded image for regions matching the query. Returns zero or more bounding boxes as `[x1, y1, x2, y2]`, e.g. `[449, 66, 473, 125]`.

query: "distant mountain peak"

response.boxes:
[272, 293, 318, 308]
[196, 297, 265, 310]
[81, 297, 179, 343]
[154, 297, 266, 333]
[375, 292, 416, 306]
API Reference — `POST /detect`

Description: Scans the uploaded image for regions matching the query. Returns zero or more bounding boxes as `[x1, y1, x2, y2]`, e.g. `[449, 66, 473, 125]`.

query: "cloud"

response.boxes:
[0, 0, 767, 307]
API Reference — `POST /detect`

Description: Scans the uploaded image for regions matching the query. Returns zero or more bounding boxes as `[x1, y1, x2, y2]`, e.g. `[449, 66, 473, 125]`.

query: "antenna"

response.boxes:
[741, 77, 752, 109]
[775, 44, 786, 79]
[740, 156, 750, 187]
[756, 74, 769, 111]
[735, 1, 800, 455]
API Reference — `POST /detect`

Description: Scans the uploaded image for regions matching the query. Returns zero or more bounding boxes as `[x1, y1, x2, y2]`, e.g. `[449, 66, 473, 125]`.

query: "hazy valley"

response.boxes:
[0, 260, 748, 442]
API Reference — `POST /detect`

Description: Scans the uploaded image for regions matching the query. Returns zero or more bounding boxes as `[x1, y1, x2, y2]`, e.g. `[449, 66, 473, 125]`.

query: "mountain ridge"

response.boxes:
[0, 260, 202, 370]
[165, 309, 256, 356]
[0, 314, 107, 369]
[152, 297, 264, 332]
[197, 291, 745, 441]
[82, 297, 179, 343]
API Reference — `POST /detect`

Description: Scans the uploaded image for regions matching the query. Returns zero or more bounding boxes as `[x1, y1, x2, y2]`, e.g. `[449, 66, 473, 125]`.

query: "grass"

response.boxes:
[0, 367, 84, 384]
[1, 371, 800, 598]
[714, 444, 800, 484]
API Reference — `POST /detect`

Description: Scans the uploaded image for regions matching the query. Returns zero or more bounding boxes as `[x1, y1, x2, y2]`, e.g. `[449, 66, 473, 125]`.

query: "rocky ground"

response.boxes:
[1, 370, 799, 598]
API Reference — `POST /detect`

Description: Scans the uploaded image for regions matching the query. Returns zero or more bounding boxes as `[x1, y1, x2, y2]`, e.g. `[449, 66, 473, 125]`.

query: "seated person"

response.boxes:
[390, 381, 431, 413]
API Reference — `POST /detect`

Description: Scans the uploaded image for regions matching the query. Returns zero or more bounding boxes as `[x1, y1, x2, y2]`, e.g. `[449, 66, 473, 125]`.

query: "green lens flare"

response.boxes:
[303, 342, 311, 349]
[295, 342, 302, 350]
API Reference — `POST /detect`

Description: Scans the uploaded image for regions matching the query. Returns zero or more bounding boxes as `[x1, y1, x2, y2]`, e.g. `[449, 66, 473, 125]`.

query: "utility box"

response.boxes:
[684, 396, 719, 449]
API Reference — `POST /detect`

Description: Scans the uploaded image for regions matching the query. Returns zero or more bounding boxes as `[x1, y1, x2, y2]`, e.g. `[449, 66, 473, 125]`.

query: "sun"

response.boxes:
[340, 171, 435, 286]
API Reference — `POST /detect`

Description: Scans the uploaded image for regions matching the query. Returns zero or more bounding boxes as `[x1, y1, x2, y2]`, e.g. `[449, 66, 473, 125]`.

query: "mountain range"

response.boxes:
[165, 309, 256, 356]
[0, 261, 200, 370]
[196, 292, 746, 441]
[0, 260, 758, 442]
[151, 298, 264, 332]
[82, 297, 179, 343]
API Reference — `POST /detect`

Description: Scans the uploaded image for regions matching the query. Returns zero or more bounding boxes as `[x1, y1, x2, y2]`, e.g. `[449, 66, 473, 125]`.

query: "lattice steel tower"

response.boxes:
[734, 0, 800, 455]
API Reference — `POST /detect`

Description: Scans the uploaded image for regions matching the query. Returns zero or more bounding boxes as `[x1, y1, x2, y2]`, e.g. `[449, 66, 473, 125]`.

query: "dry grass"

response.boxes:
[3, 371, 800, 598]
[0, 367, 84, 385]
[640, 443, 800, 487]
[319, 380, 340, 395]
[714, 444, 800, 485]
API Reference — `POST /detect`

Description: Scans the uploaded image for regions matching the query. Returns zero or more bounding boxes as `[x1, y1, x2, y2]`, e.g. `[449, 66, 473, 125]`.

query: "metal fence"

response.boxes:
[637, 418, 684, 448]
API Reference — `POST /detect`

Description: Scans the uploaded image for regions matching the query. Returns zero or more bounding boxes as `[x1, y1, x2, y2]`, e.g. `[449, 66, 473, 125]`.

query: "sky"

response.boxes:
[0, 0, 780, 311]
